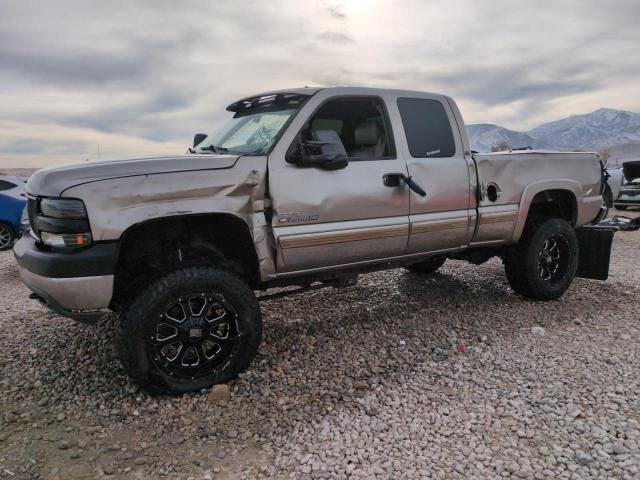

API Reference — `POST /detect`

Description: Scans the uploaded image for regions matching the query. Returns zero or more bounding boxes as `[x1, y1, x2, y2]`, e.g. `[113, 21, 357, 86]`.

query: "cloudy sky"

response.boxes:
[1, 0, 639, 167]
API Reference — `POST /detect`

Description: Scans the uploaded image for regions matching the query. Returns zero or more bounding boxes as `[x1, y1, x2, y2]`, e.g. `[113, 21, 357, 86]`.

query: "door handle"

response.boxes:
[383, 173, 427, 197]
[383, 173, 404, 187]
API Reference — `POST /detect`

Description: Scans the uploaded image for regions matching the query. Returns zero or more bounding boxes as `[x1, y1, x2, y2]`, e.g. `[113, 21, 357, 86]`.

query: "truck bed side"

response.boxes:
[472, 151, 603, 244]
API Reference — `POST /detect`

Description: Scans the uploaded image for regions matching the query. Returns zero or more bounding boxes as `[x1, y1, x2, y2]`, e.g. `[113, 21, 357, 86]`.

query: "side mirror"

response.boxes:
[325, 154, 349, 170]
[285, 130, 349, 171]
[193, 133, 207, 148]
[288, 142, 348, 171]
[309, 149, 349, 170]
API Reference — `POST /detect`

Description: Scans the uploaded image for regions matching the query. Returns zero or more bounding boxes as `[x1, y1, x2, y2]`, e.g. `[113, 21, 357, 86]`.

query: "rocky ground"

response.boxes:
[1, 211, 639, 479]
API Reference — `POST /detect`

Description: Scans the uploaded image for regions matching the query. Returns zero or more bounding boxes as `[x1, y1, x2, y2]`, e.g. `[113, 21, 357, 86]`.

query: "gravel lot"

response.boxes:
[1, 211, 639, 479]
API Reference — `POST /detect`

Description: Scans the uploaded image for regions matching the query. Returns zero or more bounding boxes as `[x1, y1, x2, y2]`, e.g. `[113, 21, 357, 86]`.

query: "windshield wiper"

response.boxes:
[199, 144, 229, 154]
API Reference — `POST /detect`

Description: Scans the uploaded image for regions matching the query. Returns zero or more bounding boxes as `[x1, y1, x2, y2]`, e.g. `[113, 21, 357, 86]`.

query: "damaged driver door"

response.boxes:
[267, 90, 410, 273]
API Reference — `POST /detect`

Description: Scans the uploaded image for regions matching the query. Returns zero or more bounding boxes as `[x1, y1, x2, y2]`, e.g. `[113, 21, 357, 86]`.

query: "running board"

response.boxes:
[257, 275, 358, 302]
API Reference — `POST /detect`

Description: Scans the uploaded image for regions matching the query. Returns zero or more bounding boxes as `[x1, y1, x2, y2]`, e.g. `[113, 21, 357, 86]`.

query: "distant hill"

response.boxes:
[468, 108, 640, 159]
[529, 108, 640, 149]
[0, 167, 38, 177]
[466, 124, 553, 152]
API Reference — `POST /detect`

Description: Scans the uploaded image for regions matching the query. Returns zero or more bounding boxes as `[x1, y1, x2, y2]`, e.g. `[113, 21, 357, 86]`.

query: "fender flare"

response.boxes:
[113, 212, 264, 284]
[511, 179, 581, 242]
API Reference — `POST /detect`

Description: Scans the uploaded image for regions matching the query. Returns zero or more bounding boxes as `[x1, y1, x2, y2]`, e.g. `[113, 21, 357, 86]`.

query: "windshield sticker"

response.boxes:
[426, 149, 441, 157]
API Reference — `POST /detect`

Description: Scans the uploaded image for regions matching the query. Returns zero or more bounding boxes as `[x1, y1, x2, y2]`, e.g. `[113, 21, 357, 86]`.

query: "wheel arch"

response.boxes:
[512, 181, 580, 243]
[111, 213, 261, 309]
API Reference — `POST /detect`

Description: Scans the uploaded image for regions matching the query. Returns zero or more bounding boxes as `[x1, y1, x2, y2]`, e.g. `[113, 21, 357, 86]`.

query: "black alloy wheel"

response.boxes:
[537, 235, 570, 286]
[117, 266, 262, 394]
[504, 217, 578, 301]
[150, 293, 240, 380]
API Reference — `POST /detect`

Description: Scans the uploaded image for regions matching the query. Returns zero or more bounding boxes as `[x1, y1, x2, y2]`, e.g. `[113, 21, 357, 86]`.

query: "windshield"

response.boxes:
[195, 106, 298, 155]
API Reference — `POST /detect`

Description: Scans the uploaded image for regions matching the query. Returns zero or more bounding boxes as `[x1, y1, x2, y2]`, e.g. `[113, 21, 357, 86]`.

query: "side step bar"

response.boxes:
[257, 275, 358, 302]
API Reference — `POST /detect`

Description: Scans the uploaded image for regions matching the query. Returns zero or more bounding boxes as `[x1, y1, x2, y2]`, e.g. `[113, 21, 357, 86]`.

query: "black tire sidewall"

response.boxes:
[118, 266, 261, 394]
[504, 247, 525, 294]
[521, 219, 578, 300]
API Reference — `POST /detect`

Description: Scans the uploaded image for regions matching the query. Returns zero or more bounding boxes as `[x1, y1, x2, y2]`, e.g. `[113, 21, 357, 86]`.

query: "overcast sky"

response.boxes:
[1, 0, 639, 167]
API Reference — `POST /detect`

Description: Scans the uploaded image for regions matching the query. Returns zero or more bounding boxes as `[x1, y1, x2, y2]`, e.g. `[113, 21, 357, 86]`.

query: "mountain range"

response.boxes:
[467, 108, 640, 163]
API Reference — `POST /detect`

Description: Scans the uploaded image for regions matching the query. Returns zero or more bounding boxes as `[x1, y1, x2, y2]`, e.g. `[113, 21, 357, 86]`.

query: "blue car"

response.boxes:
[0, 176, 27, 250]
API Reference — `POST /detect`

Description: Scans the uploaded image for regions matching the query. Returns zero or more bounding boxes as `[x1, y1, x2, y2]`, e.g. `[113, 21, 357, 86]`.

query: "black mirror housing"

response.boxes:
[316, 153, 348, 170]
[193, 133, 207, 148]
[286, 137, 348, 171]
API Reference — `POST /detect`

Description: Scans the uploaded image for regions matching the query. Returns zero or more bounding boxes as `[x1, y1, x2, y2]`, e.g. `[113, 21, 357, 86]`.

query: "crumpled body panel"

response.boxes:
[27, 154, 239, 197]
[62, 156, 276, 278]
[473, 150, 603, 242]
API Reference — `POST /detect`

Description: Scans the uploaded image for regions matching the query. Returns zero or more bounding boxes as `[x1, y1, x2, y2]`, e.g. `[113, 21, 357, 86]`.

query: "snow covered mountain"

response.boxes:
[529, 108, 640, 149]
[466, 124, 552, 152]
[468, 108, 640, 153]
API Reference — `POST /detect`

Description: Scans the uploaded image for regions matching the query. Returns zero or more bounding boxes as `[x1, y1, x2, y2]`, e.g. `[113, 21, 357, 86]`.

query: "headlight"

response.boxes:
[41, 232, 92, 248]
[40, 198, 88, 219]
[35, 197, 92, 250]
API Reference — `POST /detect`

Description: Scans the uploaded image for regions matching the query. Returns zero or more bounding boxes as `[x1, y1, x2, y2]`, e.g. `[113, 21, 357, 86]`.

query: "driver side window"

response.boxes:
[301, 97, 395, 161]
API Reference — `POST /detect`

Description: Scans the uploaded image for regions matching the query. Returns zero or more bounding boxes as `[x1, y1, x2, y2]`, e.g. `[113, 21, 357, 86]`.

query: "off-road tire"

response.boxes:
[0, 223, 15, 251]
[504, 218, 578, 301]
[405, 256, 446, 274]
[504, 247, 526, 294]
[116, 266, 262, 394]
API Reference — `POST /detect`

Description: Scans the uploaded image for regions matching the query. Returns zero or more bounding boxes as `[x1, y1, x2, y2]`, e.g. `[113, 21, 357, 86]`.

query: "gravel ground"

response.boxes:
[1, 211, 639, 479]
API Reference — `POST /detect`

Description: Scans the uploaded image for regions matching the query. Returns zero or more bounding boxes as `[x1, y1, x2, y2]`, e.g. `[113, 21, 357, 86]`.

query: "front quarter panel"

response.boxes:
[62, 158, 274, 279]
[63, 156, 267, 241]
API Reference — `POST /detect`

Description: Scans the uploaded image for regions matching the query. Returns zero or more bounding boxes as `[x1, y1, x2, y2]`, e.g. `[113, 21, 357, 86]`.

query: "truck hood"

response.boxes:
[26, 154, 240, 197]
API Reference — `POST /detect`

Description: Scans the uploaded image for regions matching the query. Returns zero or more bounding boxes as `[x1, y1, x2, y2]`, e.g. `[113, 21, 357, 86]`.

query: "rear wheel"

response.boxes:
[405, 256, 446, 274]
[504, 218, 578, 300]
[116, 266, 262, 394]
[0, 223, 15, 251]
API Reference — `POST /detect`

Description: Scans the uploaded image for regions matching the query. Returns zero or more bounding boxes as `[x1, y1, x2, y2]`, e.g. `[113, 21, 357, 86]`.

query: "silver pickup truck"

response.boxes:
[15, 87, 615, 393]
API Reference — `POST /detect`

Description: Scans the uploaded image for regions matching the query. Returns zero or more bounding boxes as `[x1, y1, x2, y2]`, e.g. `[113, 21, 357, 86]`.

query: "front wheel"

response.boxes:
[0, 223, 15, 251]
[504, 218, 578, 301]
[116, 266, 262, 394]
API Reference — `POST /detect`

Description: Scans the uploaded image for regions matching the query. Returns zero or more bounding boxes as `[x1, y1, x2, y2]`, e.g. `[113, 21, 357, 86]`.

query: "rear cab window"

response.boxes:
[397, 98, 456, 158]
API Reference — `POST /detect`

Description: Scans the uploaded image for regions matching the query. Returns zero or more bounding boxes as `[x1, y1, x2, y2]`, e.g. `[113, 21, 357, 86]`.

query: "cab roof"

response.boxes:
[226, 86, 452, 112]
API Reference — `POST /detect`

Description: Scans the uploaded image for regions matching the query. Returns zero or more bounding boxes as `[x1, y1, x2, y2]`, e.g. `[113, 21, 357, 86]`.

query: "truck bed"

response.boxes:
[472, 150, 603, 242]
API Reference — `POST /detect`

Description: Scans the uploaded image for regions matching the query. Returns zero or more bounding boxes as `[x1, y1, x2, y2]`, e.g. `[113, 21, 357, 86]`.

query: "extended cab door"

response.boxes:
[394, 94, 476, 253]
[268, 89, 410, 273]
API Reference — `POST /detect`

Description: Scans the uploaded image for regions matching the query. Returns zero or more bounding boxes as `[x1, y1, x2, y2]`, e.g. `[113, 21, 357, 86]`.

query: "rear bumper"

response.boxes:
[13, 235, 116, 322]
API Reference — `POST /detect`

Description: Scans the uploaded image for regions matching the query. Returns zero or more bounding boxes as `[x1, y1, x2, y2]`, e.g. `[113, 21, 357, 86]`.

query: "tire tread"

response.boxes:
[115, 266, 261, 394]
